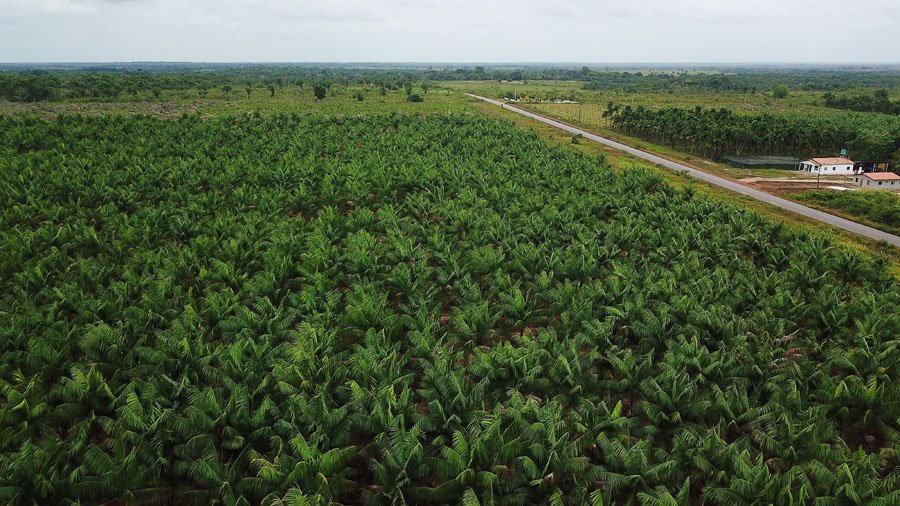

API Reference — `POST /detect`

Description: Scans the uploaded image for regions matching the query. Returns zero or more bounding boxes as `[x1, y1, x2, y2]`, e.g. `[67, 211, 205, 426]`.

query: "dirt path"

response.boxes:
[468, 93, 900, 247]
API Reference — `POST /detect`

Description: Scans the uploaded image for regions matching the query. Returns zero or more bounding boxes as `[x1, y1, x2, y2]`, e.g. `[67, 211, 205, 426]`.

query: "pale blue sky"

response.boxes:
[1, 0, 898, 62]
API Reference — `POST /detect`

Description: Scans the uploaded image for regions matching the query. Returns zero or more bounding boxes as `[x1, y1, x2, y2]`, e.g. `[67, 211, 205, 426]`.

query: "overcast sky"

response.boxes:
[1, 0, 898, 63]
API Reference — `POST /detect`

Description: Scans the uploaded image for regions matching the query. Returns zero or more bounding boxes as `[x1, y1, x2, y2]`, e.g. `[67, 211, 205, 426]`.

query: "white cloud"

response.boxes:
[0, 0, 897, 62]
[4, 0, 95, 14]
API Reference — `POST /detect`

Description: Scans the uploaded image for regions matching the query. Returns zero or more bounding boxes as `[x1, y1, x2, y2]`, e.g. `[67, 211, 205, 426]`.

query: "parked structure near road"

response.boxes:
[721, 155, 799, 170]
[853, 172, 900, 190]
[799, 157, 855, 175]
[854, 160, 891, 173]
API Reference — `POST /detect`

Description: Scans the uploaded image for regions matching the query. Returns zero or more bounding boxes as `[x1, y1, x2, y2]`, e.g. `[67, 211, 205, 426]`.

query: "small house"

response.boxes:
[853, 172, 900, 190]
[798, 157, 855, 175]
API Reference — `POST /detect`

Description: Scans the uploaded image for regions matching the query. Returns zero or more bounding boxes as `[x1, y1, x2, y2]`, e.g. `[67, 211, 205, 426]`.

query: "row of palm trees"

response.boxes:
[601, 103, 900, 160]
[0, 113, 898, 504]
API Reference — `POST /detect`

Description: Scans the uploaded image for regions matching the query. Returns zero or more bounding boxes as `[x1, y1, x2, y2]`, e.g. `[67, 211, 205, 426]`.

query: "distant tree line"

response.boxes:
[425, 66, 900, 93]
[603, 103, 900, 162]
[4, 66, 900, 102]
[582, 72, 761, 94]
[823, 89, 900, 115]
[0, 68, 423, 103]
[581, 71, 900, 95]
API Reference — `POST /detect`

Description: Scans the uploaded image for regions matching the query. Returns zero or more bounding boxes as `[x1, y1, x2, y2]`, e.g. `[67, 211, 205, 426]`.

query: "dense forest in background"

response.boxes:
[3, 65, 900, 103]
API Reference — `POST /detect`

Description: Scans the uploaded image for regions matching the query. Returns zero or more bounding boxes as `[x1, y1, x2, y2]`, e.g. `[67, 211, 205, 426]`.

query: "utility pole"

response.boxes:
[817, 166, 821, 189]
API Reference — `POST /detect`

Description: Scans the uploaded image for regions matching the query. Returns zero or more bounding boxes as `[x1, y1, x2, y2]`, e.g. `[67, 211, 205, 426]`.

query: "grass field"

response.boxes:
[793, 189, 900, 236]
[0, 85, 470, 118]
[5, 79, 867, 120]
[2, 112, 899, 504]
[440, 80, 870, 114]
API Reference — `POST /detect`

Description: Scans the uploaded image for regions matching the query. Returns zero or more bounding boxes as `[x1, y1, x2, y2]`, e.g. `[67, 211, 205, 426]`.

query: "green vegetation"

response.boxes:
[794, 190, 900, 235]
[602, 104, 900, 160]
[577, 68, 900, 94]
[6, 65, 900, 105]
[446, 79, 900, 167]
[456, 78, 900, 248]
[824, 89, 900, 115]
[313, 84, 328, 100]
[0, 66, 423, 103]
[1, 112, 899, 505]
[0, 85, 468, 119]
[443, 78, 900, 117]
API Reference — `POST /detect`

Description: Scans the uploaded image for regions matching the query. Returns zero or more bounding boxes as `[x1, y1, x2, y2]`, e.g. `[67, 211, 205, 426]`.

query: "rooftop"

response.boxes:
[808, 157, 854, 166]
[860, 172, 900, 181]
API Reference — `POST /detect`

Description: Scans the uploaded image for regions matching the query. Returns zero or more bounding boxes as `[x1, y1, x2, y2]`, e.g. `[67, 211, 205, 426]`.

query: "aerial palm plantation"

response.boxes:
[1, 112, 898, 505]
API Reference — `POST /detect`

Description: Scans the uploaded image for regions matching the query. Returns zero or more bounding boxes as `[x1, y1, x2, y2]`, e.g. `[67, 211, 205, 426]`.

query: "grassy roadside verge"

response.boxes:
[469, 98, 900, 275]
[792, 190, 900, 236]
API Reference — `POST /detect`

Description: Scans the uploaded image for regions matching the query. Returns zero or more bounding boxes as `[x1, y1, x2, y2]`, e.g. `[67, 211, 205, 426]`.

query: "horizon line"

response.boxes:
[2, 61, 900, 66]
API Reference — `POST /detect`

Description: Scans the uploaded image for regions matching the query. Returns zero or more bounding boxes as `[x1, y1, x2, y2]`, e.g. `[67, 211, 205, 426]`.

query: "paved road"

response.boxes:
[468, 93, 900, 247]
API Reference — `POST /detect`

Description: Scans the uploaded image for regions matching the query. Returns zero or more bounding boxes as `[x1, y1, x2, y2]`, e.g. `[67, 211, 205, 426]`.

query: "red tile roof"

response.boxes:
[809, 157, 854, 166]
[860, 172, 900, 181]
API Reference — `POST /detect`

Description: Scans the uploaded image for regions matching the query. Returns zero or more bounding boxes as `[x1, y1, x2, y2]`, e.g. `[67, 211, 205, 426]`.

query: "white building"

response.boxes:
[798, 157, 855, 175]
[853, 172, 900, 190]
